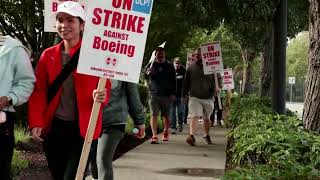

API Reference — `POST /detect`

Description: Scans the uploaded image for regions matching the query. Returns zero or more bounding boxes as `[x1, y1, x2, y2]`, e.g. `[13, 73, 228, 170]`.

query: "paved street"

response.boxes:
[286, 102, 303, 118]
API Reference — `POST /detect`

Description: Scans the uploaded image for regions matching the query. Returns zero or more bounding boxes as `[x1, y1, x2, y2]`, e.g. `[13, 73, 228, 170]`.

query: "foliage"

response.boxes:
[0, 0, 56, 60]
[11, 150, 29, 177]
[137, 84, 149, 111]
[143, 0, 191, 65]
[286, 31, 309, 80]
[14, 126, 30, 144]
[287, 0, 309, 37]
[125, 113, 164, 134]
[226, 95, 272, 127]
[179, 23, 242, 70]
[224, 96, 320, 179]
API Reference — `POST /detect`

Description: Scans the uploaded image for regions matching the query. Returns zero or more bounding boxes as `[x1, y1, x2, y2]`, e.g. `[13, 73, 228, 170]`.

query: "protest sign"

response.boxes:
[222, 68, 234, 90]
[186, 52, 196, 69]
[201, 42, 224, 75]
[44, 0, 87, 32]
[77, 0, 154, 83]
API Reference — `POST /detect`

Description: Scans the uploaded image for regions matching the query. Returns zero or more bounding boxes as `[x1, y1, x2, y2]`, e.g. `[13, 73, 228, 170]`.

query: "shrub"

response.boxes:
[12, 126, 30, 177]
[224, 95, 320, 179]
[137, 84, 149, 112]
[11, 150, 28, 177]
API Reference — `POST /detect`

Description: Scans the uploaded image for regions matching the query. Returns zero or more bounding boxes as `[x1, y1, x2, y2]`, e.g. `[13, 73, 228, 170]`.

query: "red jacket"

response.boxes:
[28, 41, 111, 139]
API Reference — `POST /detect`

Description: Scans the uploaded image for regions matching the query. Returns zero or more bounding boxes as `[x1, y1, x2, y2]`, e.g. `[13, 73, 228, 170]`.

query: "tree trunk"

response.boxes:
[303, 0, 320, 132]
[259, 24, 273, 97]
[241, 49, 254, 94]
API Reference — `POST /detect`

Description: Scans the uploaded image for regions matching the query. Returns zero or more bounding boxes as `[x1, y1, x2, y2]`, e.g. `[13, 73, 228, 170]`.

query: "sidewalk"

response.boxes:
[113, 124, 227, 180]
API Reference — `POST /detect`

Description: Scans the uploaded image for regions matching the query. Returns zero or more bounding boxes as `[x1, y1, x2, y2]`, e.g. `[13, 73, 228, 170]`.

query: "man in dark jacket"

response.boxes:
[183, 47, 221, 146]
[170, 57, 186, 133]
[144, 47, 176, 144]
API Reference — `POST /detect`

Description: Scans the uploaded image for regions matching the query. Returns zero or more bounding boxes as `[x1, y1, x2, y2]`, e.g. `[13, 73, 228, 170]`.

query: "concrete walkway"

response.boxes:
[113, 124, 227, 180]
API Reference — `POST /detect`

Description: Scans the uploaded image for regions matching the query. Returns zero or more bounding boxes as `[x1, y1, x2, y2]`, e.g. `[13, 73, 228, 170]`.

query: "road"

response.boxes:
[286, 102, 303, 118]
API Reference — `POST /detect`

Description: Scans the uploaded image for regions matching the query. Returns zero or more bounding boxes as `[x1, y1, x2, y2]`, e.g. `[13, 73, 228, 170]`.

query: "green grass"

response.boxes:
[14, 126, 30, 144]
[12, 126, 30, 177]
[125, 113, 164, 134]
[11, 150, 28, 177]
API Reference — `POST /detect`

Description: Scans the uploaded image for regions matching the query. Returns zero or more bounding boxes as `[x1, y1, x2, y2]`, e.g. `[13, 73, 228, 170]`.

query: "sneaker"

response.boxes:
[203, 135, 213, 144]
[210, 121, 214, 127]
[150, 136, 159, 144]
[178, 124, 183, 132]
[163, 131, 169, 141]
[217, 121, 223, 127]
[186, 134, 196, 146]
[171, 129, 177, 134]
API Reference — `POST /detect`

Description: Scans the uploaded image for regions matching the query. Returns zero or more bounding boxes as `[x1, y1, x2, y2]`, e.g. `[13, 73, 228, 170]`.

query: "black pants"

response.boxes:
[210, 96, 222, 122]
[43, 117, 97, 180]
[0, 111, 15, 180]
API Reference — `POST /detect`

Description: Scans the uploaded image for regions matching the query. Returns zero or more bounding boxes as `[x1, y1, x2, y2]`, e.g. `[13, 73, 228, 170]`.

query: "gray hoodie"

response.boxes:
[0, 36, 35, 112]
[101, 80, 145, 128]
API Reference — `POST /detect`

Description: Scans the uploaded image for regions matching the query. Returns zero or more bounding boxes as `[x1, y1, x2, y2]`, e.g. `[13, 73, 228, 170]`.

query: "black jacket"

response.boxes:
[144, 60, 176, 97]
[175, 66, 186, 97]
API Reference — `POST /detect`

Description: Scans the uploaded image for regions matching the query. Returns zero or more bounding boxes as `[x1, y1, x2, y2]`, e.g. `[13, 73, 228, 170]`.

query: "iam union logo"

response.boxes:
[105, 56, 117, 67]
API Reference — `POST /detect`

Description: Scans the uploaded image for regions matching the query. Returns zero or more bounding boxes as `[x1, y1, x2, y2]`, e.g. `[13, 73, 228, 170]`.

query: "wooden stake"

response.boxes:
[75, 77, 107, 180]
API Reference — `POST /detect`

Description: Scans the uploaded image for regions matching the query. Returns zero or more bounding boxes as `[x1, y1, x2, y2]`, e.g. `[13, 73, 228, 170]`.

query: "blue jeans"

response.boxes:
[170, 97, 185, 129]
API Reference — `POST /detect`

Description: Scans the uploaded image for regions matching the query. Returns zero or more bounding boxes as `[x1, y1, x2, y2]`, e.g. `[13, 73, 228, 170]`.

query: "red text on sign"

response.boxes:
[112, 0, 132, 10]
[92, 8, 145, 33]
[92, 36, 135, 57]
[203, 51, 220, 59]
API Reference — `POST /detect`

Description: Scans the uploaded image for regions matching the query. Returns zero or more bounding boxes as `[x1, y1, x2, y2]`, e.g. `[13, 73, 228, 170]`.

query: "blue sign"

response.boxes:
[132, 0, 152, 14]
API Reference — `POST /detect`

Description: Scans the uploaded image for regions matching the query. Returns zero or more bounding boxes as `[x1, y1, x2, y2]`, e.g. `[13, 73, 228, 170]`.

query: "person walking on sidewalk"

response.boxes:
[96, 80, 145, 180]
[0, 34, 35, 180]
[183, 47, 221, 146]
[170, 57, 186, 133]
[144, 47, 176, 144]
[28, 2, 111, 179]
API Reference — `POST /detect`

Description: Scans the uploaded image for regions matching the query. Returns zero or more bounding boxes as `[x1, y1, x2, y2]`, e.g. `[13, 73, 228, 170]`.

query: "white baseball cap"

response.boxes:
[51, 1, 85, 21]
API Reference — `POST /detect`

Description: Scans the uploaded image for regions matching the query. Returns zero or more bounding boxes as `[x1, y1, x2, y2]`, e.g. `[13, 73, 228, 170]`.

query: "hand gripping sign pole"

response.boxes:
[146, 42, 166, 74]
[75, 0, 154, 177]
[75, 78, 106, 180]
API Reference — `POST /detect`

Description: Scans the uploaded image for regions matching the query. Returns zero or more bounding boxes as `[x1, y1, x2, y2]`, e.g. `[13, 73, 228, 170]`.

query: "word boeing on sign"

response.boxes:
[77, 0, 154, 83]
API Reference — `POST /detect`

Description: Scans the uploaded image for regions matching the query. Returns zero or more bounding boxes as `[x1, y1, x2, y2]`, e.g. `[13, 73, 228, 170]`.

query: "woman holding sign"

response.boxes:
[28, 2, 111, 179]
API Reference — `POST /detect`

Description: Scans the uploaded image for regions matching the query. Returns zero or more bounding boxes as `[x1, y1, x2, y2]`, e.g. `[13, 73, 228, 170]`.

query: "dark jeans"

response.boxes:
[0, 111, 15, 180]
[184, 99, 188, 124]
[97, 125, 125, 180]
[210, 96, 222, 122]
[86, 141, 98, 179]
[170, 97, 185, 129]
[43, 117, 97, 180]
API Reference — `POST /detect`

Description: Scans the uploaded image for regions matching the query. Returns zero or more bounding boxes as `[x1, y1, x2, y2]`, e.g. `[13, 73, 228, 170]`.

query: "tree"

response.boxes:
[179, 23, 242, 69]
[143, 0, 191, 66]
[180, 0, 308, 96]
[286, 31, 308, 80]
[303, 0, 320, 132]
[0, 0, 56, 61]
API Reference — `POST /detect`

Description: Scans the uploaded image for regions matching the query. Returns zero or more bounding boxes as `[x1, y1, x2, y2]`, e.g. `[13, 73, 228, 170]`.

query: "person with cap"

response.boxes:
[0, 33, 35, 180]
[28, 2, 111, 179]
[170, 57, 186, 133]
[144, 47, 176, 144]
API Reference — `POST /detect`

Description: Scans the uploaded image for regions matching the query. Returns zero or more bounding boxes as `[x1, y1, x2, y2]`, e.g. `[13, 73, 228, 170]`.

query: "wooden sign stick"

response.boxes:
[75, 77, 106, 180]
